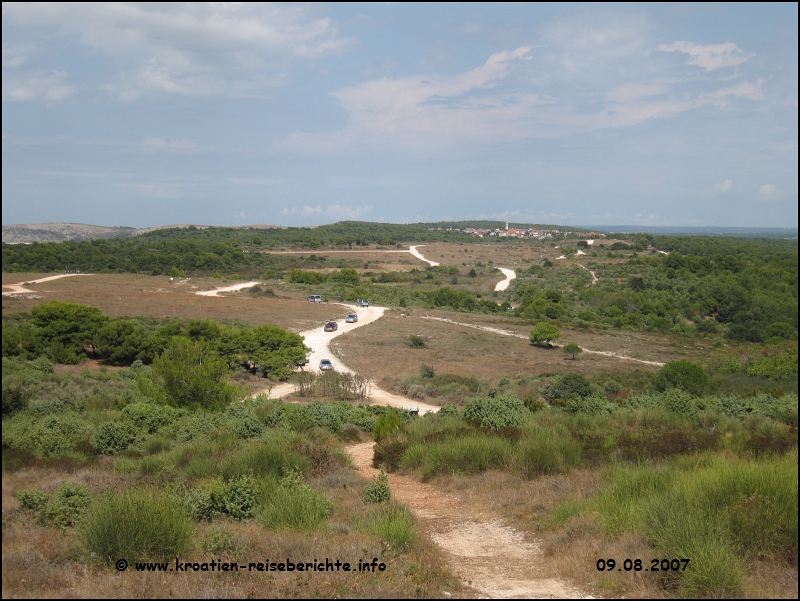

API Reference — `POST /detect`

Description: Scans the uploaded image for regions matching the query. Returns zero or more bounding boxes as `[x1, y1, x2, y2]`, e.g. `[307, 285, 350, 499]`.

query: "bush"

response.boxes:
[542, 373, 593, 404]
[186, 475, 258, 521]
[41, 482, 91, 527]
[407, 335, 426, 349]
[419, 363, 435, 379]
[82, 488, 194, 562]
[463, 394, 529, 431]
[363, 471, 391, 504]
[652, 359, 710, 396]
[91, 420, 141, 455]
[17, 488, 49, 512]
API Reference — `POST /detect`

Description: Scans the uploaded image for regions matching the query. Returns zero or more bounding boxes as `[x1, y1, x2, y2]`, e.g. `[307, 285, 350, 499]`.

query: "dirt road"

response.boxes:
[195, 282, 258, 296]
[347, 442, 587, 599]
[254, 302, 441, 414]
[494, 267, 516, 291]
[1, 273, 91, 296]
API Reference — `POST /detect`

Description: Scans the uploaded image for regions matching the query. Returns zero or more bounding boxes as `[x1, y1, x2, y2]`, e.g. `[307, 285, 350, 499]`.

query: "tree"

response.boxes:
[529, 322, 561, 347]
[31, 301, 108, 363]
[563, 343, 582, 360]
[139, 337, 244, 411]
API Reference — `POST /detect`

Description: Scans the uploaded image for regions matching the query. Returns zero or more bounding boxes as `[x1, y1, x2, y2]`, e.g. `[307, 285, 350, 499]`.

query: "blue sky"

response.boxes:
[2, 3, 797, 228]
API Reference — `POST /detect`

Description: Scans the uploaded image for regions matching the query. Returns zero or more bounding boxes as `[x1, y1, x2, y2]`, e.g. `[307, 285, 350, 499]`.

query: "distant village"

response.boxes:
[429, 222, 606, 240]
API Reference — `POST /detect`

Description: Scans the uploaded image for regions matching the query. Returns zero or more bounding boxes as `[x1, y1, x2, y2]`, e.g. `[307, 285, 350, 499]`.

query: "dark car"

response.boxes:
[319, 359, 334, 371]
[324, 321, 338, 332]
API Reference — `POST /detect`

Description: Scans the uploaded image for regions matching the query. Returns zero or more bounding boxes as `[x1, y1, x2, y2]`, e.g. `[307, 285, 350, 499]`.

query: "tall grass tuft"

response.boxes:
[360, 504, 416, 552]
[258, 469, 331, 531]
[400, 434, 513, 480]
[516, 424, 581, 478]
[82, 488, 194, 562]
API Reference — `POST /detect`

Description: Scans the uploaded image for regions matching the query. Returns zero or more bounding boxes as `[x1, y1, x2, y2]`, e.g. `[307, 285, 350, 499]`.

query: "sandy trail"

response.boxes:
[578, 264, 598, 284]
[408, 245, 439, 266]
[494, 267, 516, 292]
[195, 282, 259, 296]
[2, 273, 91, 296]
[347, 442, 586, 599]
[244, 302, 440, 414]
[421, 315, 664, 366]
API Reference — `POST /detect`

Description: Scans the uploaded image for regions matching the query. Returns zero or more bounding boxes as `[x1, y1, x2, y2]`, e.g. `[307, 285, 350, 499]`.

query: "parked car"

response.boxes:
[308, 294, 322, 303]
[319, 359, 334, 371]
[324, 321, 338, 332]
[356, 299, 369, 307]
[345, 313, 358, 323]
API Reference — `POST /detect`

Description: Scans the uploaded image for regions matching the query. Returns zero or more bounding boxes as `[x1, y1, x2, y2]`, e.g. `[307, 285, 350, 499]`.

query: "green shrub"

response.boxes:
[41, 482, 91, 527]
[363, 471, 391, 504]
[652, 359, 710, 395]
[419, 363, 435, 378]
[463, 394, 528, 431]
[407, 335, 426, 349]
[91, 420, 141, 455]
[3, 412, 91, 457]
[17, 488, 49, 512]
[82, 488, 194, 562]
[186, 475, 258, 521]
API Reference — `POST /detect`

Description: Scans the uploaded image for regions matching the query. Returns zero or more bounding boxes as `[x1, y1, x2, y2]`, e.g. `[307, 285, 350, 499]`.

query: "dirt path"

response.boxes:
[420, 316, 664, 367]
[408, 245, 439, 266]
[578, 264, 598, 284]
[195, 281, 258, 296]
[347, 442, 587, 599]
[1, 273, 91, 296]
[494, 267, 516, 292]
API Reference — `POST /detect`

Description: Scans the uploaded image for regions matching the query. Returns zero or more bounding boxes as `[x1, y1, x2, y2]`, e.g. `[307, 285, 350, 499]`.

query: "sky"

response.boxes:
[2, 2, 797, 228]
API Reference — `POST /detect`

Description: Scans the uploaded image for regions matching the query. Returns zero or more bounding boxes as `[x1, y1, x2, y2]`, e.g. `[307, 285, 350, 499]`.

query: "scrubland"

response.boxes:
[3, 230, 797, 598]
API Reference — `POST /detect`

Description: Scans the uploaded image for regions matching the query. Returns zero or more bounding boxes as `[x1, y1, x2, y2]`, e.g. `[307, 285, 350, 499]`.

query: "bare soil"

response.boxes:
[347, 442, 589, 599]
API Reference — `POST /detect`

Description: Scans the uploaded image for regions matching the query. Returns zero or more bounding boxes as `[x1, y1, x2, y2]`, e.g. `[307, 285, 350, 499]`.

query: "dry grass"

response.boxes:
[2, 274, 341, 332]
[332, 307, 714, 383]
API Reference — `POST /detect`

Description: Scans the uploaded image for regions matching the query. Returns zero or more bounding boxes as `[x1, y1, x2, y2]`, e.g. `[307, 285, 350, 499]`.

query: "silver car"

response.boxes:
[319, 359, 334, 371]
[345, 313, 358, 323]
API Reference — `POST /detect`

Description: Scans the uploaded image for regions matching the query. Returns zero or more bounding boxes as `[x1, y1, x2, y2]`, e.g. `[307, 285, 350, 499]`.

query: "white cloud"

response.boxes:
[119, 182, 194, 198]
[659, 41, 752, 71]
[279, 204, 373, 220]
[141, 137, 207, 153]
[714, 179, 733, 193]
[757, 184, 779, 200]
[3, 3, 355, 99]
[2, 70, 75, 102]
[227, 178, 284, 185]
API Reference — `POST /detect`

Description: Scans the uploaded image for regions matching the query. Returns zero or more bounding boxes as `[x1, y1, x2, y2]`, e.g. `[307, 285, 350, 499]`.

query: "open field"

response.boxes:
[2, 274, 342, 332]
[332, 307, 716, 384]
